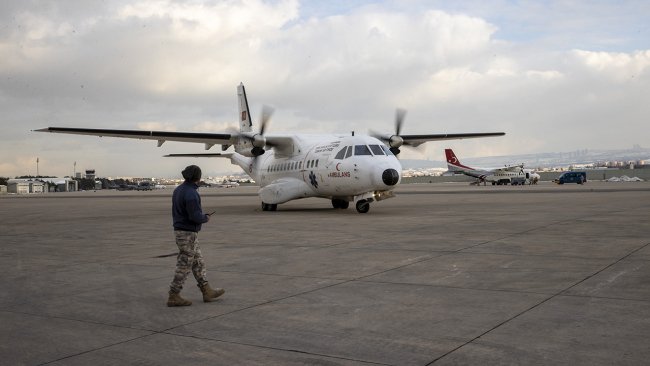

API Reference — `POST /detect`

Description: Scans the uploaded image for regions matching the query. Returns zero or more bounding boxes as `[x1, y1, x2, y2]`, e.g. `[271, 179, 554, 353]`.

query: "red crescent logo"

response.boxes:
[452, 157, 457, 164]
[336, 163, 340, 171]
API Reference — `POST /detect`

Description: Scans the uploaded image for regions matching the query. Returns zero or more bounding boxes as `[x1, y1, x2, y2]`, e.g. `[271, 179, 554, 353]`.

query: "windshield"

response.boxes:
[369, 145, 385, 155]
[335, 147, 347, 159]
[354, 145, 372, 156]
[380, 145, 394, 156]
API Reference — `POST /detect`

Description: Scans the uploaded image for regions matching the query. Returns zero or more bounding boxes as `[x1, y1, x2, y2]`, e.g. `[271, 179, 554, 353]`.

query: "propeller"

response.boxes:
[389, 108, 406, 155]
[370, 108, 427, 159]
[250, 105, 275, 157]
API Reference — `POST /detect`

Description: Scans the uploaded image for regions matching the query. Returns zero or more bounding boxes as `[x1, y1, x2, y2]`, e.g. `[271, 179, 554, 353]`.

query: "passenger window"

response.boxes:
[299, 162, 302, 169]
[335, 147, 347, 159]
[354, 145, 372, 156]
[315, 160, 319, 168]
[291, 162, 295, 170]
[369, 145, 385, 155]
[345, 146, 353, 158]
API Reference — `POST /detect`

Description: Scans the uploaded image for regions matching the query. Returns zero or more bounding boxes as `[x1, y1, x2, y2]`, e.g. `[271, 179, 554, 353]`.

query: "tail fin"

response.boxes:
[237, 83, 252, 133]
[445, 149, 462, 167]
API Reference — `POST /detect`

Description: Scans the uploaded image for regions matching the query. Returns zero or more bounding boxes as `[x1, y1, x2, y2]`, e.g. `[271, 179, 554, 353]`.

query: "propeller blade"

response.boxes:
[395, 108, 407, 136]
[259, 105, 275, 136]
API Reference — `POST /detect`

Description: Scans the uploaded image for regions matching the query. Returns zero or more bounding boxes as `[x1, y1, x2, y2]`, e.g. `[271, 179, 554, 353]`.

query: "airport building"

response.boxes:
[0, 184, 7, 195]
[86, 169, 96, 180]
[7, 181, 30, 194]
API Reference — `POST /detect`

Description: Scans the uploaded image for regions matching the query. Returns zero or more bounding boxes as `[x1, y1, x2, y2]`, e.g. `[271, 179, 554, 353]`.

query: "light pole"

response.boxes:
[36, 158, 39, 177]
[74, 161, 76, 178]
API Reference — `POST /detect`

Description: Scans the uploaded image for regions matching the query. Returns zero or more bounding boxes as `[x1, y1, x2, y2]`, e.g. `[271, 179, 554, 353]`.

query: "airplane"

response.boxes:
[445, 148, 539, 185]
[33, 83, 505, 213]
[204, 179, 240, 188]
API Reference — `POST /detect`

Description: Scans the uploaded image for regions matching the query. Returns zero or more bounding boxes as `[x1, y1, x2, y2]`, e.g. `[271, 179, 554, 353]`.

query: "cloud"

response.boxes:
[0, 0, 648, 177]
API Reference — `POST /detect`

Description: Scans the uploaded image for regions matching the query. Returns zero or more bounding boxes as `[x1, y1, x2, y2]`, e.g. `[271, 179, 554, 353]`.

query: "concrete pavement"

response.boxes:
[1, 181, 649, 365]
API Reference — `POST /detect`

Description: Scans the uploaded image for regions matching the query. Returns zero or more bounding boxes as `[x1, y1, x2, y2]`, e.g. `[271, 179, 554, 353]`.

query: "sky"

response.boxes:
[1, 0, 648, 178]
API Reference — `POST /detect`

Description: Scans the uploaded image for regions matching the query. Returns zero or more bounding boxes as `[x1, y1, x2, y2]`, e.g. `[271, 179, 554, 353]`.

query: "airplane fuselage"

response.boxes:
[229, 134, 402, 204]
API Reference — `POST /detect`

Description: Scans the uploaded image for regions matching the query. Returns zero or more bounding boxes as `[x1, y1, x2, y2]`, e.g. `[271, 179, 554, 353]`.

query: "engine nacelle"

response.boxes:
[236, 135, 266, 157]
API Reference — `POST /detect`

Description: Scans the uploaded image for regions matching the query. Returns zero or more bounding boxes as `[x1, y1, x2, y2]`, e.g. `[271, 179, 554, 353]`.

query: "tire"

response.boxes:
[262, 202, 269, 211]
[355, 200, 370, 213]
[492, 182, 496, 186]
[269, 204, 277, 211]
[339, 201, 349, 209]
[332, 199, 341, 209]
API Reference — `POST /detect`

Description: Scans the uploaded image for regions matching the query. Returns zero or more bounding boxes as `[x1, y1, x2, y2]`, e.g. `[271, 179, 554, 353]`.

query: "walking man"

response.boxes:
[167, 165, 225, 307]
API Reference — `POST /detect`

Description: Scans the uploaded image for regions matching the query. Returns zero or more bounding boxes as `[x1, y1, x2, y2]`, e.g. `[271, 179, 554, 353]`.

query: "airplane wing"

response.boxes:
[163, 153, 235, 158]
[493, 164, 524, 172]
[33, 127, 236, 146]
[400, 132, 505, 147]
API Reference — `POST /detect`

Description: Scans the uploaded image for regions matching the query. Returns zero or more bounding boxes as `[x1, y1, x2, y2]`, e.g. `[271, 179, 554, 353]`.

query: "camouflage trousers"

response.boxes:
[170, 230, 207, 292]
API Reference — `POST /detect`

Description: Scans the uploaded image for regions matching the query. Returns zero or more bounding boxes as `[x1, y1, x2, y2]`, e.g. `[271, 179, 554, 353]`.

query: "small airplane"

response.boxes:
[34, 83, 505, 213]
[204, 179, 240, 188]
[445, 148, 539, 185]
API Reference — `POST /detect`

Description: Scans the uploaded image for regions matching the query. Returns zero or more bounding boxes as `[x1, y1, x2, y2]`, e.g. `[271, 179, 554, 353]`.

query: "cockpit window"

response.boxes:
[335, 147, 347, 160]
[380, 145, 394, 156]
[345, 146, 353, 159]
[369, 145, 385, 155]
[354, 145, 372, 156]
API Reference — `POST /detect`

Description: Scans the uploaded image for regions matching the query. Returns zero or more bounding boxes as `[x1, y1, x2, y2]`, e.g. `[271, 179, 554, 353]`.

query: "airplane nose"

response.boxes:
[382, 168, 399, 186]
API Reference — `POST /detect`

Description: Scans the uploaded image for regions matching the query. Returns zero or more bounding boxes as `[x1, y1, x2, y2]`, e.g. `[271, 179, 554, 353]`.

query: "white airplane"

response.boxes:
[34, 83, 505, 213]
[205, 179, 240, 188]
[445, 149, 539, 185]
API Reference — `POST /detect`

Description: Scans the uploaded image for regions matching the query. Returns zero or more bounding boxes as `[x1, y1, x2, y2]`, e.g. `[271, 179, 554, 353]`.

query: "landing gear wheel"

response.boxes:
[355, 199, 370, 213]
[332, 199, 349, 209]
[262, 203, 277, 211]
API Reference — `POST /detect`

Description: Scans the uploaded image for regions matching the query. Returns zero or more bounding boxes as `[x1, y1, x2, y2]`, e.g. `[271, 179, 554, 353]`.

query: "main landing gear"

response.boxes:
[331, 199, 350, 210]
[355, 199, 370, 214]
[261, 202, 277, 211]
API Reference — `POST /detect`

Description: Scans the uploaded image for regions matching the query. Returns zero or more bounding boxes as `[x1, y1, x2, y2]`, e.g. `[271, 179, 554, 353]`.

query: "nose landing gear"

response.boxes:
[355, 199, 370, 213]
[261, 202, 277, 211]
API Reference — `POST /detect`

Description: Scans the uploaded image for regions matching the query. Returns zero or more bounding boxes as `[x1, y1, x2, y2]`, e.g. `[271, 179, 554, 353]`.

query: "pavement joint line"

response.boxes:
[159, 251, 448, 333]
[418, 210, 650, 366]
[0, 274, 173, 310]
[356, 279, 578, 296]
[158, 333, 393, 366]
[557, 241, 650, 296]
[0, 307, 157, 333]
[423, 211, 646, 365]
[555, 293, 650, 303]
[37, 332, 156, 366]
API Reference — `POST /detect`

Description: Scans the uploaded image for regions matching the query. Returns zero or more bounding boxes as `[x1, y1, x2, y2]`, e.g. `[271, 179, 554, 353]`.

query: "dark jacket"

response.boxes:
[172, 180, 208, 232]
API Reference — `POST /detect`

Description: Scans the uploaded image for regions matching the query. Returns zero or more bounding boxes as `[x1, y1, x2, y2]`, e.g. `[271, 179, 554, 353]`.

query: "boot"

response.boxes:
[167, 290, 192, 307]
[198, 282, 225, 302]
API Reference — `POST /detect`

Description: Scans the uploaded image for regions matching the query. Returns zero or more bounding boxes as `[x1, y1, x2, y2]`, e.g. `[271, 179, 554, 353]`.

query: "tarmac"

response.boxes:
[1, 181, 649, 365]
